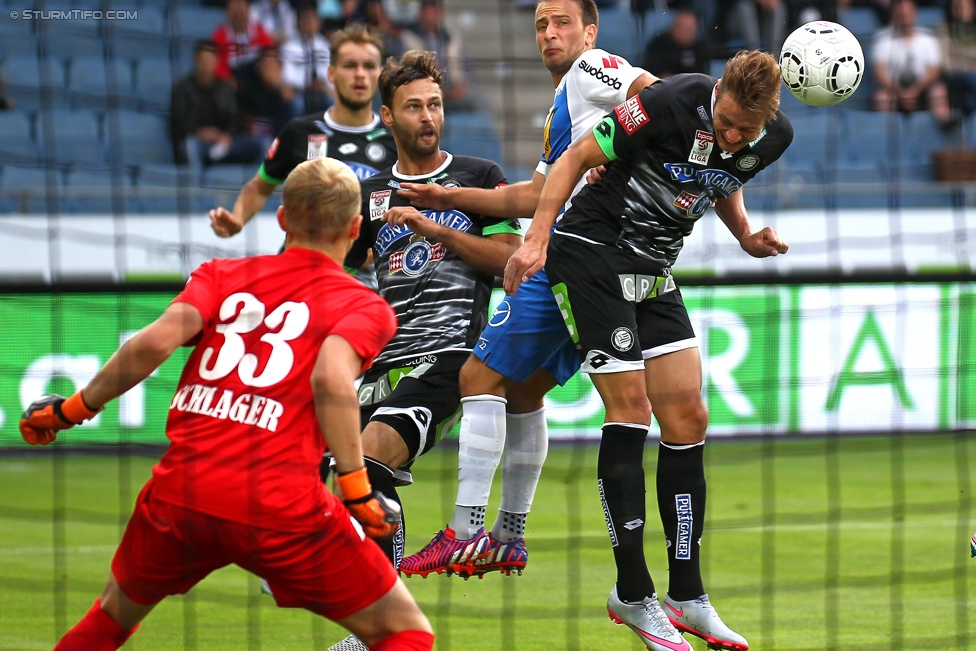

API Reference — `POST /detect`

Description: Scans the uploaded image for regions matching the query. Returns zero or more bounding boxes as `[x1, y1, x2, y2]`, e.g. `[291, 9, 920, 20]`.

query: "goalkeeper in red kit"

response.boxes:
[19, 157, 434, 651]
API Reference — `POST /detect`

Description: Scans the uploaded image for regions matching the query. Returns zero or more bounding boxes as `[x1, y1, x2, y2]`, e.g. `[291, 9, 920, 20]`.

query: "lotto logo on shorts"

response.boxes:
[675, 494, 693, 560]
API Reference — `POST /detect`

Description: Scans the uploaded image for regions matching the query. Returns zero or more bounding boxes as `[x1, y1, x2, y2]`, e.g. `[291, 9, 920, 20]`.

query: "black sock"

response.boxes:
[598, 423, 654, 602]
[656, 442, 706, 601]
[364, 457, 405, 569]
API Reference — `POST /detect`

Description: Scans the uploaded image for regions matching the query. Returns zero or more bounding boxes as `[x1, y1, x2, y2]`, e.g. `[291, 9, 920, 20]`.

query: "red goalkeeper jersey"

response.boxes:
[151, 247, 396, 531]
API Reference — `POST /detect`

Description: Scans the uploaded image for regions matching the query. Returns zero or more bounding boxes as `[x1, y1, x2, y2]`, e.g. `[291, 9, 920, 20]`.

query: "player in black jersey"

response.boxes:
[209, 24, 397, 242]
[341, 51, 522, 577]
[506, 51, 792, 651]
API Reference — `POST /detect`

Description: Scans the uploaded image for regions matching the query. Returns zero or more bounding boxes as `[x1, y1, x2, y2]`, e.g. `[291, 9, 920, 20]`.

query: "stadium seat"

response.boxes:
[67, 56, 138, 108]
[2, 55, 68, 108]
[63, 166, 136, 213]
[915, 7, 944, 30]
[837, 8, 881, 41]
[135, 163, 208, 213]
[202, 164, 255, 190]
[105, 5, 169, 60]
[170, 6, 225, 41]
[0, 111, 38, 162]
[442, 111, 503, 164]
[36, 108, 105, 164]
[104, 110, 173, 166]
[36, 16, 104, 57]
[0, 165, 64, 213]
[594, 6, 641, 65]
[0, 23, 38, 59]
[840, 110, 909, 166]
[135, 57, 179, 109]
[778, 112, 839, 171]
[905, 111, 952, 161]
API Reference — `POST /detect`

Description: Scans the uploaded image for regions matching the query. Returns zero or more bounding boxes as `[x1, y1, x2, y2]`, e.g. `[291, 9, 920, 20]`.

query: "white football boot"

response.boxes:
[607, 586, 693, 651]
[663, 594, 749, 650]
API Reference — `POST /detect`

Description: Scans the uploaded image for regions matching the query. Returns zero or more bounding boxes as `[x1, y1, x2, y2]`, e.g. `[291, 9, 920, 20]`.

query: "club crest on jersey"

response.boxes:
[664, 163, 743, 198]
[688, 130, 714, 165]
[389, 238, 445, 276]
[307, 134, 328, 159]
[737, 154, 760, 171]
[615, 95, 647, 136]
[673, 190, 712, 218]
[366, 143, 386, 162]
[370, 190, 391, 221]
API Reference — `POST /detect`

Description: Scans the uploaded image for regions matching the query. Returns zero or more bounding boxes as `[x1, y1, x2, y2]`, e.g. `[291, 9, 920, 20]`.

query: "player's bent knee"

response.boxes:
[458, 355, 505, 397]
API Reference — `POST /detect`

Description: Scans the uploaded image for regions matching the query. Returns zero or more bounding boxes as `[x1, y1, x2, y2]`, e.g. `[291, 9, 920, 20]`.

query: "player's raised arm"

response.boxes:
[20, 302, 204, 445]
[713, 187, 789, 258]
[504, 133, 608, 294]
[397, 172, 545, 219]
[210, 174, 279, 238]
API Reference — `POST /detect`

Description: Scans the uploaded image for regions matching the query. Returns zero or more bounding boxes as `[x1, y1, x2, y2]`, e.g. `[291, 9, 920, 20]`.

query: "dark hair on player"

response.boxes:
[378, 50, 444, 108]
[718, 50, 781, 120]
[536, 0, 599, 28]
[329, 22, 384, 64]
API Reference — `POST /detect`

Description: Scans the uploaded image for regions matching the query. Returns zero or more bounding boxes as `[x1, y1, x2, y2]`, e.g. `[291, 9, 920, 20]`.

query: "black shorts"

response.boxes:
[545, 232, 698, 374]
[358, 351, 465, 461]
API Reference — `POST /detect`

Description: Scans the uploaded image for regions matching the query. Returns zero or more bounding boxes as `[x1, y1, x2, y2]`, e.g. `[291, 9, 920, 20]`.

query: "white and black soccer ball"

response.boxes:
[779, 21, 864, 107]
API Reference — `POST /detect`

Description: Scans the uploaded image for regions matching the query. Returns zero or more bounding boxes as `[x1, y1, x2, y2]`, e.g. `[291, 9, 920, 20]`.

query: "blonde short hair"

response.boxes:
[720, 50, 781, 121]
[282, 158, 361, 241]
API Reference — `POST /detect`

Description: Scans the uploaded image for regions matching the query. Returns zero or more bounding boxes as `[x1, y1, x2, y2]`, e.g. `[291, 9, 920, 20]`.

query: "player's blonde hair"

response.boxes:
[329, 22, 383, 64]
[719, 50, 781, 121]
[282, 158, 361, 241]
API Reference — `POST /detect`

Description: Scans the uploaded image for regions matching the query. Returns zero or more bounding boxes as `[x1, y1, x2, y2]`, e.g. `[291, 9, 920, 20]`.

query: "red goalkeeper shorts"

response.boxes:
[111, 479, 397, 621]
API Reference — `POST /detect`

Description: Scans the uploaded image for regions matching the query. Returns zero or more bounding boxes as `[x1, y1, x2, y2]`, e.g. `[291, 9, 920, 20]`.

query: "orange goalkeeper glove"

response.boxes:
[336, 467, 402, 539]
[19, 392, 99, 446]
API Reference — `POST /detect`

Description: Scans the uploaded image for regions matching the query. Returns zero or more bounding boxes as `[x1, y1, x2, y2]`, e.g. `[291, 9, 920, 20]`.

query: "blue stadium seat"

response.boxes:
[170, 6, 225, 41]
[36, 108, 105, 164]
[203, 164, 255, 189]
[441, 111, 503, 164]
[135, 57, 179, 109]
[37, 14, 104, 57]
[135, 163, 208, 213]
[905, 111, 952, 160]
[2, 55, 68, 108]
[67, 56, 138, 107]
[838, 7, 880, 40]
[0, 165, 65, 213]
[105, 5, 169, 60]
[63, 166, 135, 213]
[595, 6, 641, 65]
[0, 23, 38, 59]
[840, 110, 909, 166]
[915, 7, 944, 30]
[104, 110, 173, 166]
[778, 112, 839, 171]
[0, 111, 38, 162]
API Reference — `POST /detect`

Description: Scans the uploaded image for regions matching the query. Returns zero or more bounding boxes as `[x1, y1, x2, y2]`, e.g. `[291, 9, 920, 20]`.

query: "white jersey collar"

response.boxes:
[323, 110, 382, 133]
[392, 152, 454, 180]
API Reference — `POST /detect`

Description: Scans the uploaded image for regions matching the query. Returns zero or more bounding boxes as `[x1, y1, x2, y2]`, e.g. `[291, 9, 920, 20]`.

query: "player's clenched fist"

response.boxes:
[336, 467, 402, 538]
[19, 392, 99, 446]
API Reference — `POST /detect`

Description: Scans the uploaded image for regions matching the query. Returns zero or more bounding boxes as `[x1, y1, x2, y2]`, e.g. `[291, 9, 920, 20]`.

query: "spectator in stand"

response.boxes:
[0, 71, 15, 110]
[171, 40, 265, 169]
[717, 0, 787, 54]
[237, 46, 301, 147]
[283, 4, 334, 114]
[785, 0, 839, 24]
[364, 0, 411, 59]
[838, 0, 892, 25]
[380, 0, 420, 27]
[873, 0, 956, 128]
[401, 0, 475, 111]
[250, 0, 299, 43]
[939, 0, 976, 116]
[212, 0, 277, 80]
[320, 0, 369, 35]
[640, 8, 716, 77]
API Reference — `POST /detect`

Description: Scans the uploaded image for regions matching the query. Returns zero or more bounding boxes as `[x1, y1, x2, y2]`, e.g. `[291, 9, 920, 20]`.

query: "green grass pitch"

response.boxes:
[1, 434, 974, 650]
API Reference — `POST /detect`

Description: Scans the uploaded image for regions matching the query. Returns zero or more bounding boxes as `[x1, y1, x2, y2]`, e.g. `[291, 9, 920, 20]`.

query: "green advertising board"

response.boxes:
[0, 282, 973, 447]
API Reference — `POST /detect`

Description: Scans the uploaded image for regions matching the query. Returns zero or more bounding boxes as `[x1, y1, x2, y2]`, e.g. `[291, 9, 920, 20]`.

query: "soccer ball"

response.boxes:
[779, 21, 864, 107]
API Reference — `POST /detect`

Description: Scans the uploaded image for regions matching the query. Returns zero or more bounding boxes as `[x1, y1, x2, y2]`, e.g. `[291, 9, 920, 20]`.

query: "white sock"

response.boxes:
[491, 407, 548, 541]
[449, 395, 506, 539]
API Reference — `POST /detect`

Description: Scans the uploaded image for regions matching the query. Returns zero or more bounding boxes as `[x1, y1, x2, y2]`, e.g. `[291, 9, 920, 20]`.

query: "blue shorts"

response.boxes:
[473, 269, 580, 385]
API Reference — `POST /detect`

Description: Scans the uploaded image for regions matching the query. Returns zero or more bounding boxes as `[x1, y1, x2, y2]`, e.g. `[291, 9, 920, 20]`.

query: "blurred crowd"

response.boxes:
[165, 0, 474, 168]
